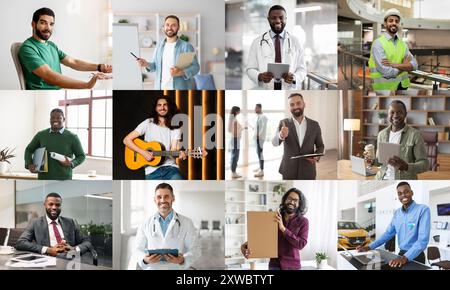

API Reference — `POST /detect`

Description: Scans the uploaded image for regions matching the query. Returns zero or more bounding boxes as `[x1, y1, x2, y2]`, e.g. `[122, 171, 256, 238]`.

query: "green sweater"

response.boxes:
[24, 129, 86, 180]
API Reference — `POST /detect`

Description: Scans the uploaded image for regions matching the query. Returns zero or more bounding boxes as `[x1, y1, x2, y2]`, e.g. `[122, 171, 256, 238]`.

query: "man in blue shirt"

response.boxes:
[357, 181, 430, 267]
[136, 15, 200, 89]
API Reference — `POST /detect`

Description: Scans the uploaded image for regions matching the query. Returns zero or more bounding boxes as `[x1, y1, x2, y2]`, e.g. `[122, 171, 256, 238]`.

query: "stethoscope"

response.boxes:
[259, 31, 292, 52]
[151, 213, 181, 237]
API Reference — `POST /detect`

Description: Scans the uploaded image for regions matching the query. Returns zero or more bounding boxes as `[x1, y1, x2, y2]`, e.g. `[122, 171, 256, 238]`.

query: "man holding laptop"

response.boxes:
[133, 183, 200, 270]
[357, 182, 430, 267]
[272, 93, 324, 180]
[136, 15, 200, 89]
[365, 100, 428, 180]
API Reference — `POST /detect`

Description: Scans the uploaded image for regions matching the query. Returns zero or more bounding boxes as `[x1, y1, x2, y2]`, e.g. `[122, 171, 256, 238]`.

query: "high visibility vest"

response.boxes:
[368, 35, 410, 90]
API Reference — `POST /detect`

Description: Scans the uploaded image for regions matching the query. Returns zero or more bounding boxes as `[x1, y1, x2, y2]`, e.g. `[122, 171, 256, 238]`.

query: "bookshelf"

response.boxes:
[113, 12, 201, 89]
[361, 91, 450, 156]
[224, 180, 291, 269]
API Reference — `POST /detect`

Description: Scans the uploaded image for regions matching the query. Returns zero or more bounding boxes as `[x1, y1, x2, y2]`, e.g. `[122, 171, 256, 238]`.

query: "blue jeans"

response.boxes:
[256, 139, 264, 170]
[145, 166, 184, 180]
[230, 137, 240, 173]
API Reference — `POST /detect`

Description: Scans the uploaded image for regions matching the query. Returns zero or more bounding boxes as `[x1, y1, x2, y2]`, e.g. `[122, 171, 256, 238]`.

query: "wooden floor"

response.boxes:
[226, 149, 338, 180]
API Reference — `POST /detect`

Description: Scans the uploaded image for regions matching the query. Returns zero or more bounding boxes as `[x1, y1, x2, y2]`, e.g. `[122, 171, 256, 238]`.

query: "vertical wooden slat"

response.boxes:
[188, 90, 194, 180]
[217, 90, 224, 180]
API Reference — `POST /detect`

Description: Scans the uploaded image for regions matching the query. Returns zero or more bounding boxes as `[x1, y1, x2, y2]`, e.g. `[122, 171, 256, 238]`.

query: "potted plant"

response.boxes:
[315, 252, 329, 269]
[118, 19, 129, 24]
[0, 147, 15, 174]
[179, 34, 189, 42]
[377, 112, 387, 125]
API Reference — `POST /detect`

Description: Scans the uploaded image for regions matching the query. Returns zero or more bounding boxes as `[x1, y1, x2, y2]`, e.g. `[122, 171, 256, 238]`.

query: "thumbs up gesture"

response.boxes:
[280, 121, 289, 139]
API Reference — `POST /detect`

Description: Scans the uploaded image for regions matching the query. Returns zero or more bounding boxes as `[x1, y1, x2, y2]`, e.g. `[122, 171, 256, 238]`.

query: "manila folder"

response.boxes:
[247, 211, 278, 258]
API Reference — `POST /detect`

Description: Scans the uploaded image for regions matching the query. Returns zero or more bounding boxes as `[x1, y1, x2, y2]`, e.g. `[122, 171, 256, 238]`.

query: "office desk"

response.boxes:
[337, 249, 431, 270]
[0, 172, 111, 180]
[233, 260, 335, 270]
[0, 251, 107, 270]
[338, 160, 450, 180]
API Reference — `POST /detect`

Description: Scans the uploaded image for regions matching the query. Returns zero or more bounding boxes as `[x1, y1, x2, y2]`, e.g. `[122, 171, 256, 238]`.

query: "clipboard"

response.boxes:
[267, 63, 290, 80]
[176, 52, 196, 70]
[290, 153, 324, 160]
[32, 147, 48, 172]
[247, 211, 278, 258]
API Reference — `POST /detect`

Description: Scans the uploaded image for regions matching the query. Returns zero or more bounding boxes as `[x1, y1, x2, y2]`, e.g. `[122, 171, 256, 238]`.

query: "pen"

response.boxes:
[130, 52, 139, 59]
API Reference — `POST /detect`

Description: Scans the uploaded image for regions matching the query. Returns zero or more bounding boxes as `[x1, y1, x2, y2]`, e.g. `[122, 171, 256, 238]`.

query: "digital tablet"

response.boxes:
[10, 254, 48, 264]
[146, 249, 179, 261]
[290, 153, 325, 159]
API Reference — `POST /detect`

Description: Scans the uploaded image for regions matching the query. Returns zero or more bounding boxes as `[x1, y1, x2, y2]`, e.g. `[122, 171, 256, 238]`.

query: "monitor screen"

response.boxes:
[437, 203, 450, 216]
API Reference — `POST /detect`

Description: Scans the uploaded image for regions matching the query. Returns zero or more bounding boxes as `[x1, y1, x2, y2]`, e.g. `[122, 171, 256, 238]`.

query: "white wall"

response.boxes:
[0, 181, 15, 228]
[0, 0, 110, 89]
[337, 180, 358, 214]
[0, 91, 111, 176]
[283, 90, 339, 149]
[112, 0, 225, 73]
[429, 185, 450, 246]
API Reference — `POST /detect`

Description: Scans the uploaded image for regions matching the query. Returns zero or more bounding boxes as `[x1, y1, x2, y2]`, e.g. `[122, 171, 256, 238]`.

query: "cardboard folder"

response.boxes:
[247, 211, 278, 258]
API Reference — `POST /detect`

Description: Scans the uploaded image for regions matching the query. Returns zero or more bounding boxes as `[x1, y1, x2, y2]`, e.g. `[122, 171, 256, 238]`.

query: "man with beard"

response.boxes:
[134, 183, 200, 270]
[241, 188, 309, 270]
[136, 15, 200, 89]
[123, 96, 186, 180]
[24, 108, 86, 180]
[16, 192, 92, 258]
[271, 93, 324, 180]
[357, 182, 430, 267]
[368, 8, 417, 90]
[365, 100, 427, 180]
[246, 5, 306, 90]
[18, 7, 112, 90]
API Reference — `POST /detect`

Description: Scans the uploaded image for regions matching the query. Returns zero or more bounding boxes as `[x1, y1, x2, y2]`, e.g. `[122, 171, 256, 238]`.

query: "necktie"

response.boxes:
[274, 34, 282, 90]
[51, 221, 62, 244]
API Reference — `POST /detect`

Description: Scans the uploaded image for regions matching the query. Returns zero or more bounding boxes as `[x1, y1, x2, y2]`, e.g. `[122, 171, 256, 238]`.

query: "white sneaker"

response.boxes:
[254, 170, 264, 177]
[253, 168, 260, 172]
[231, 172, 242, 179]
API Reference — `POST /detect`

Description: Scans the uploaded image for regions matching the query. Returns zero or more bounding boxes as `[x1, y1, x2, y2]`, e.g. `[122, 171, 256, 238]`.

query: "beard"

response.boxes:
[35, 27, 52, 40]
[46, 208, 60, 220]
[282, 204, 298, 215]
[165, 28, 178, 38]
[388, 25, 398, 34]
[291, 108, 304, 117]
[270, 22, 285, 35]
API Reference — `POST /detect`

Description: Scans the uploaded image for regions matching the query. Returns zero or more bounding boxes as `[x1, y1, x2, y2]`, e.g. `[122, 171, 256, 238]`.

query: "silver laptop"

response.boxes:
[351, 156, 376, 176]
[339, 245, 385, 265]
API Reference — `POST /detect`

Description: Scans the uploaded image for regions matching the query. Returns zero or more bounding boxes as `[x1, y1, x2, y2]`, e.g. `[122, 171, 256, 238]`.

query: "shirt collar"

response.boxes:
[383, 32, 398, 41]
[291, 116, 306, 125]
[401, 200, 416, 213]
[270, 29, 286, 40]
[46, 215, 60, 225]
[158, 210, 174, 223]
[49, 127, 65, 134]
[388, 124, 408, 134]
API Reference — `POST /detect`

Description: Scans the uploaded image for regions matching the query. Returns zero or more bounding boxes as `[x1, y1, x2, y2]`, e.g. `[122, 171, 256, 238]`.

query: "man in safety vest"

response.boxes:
[368, 8, 417, 90]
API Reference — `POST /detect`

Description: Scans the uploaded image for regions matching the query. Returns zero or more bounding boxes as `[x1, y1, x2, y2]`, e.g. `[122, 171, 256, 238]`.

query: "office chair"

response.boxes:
[10, 42, 26, 90]
[6, 228, 25, 247]
[211, 220, 222, 236]
[0, 228, 8, 245]
[427, 246, 450, 270]
[194, 74, 216, 90]
[421, 131, 439, 171]
[199, 220, 210, 236]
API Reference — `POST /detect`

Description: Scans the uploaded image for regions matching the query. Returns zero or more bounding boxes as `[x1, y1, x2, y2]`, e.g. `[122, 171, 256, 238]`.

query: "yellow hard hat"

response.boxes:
[384, 8, 401, 21]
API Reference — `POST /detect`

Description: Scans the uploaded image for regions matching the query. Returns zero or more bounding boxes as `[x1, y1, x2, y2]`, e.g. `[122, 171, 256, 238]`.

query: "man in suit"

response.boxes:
[16, 192, 91, 257]
[272, 93, 324, 180]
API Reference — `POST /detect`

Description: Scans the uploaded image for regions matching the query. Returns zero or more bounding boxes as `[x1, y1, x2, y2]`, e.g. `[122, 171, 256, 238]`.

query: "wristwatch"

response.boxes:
[97, 64, 102, 72]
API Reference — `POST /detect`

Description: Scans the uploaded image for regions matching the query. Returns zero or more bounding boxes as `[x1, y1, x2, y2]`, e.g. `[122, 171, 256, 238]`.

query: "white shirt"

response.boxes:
[255, 114, 268, 141]
[161, 42, 176, 89]
[41, 216, 65, 254]
[384, 128, 404, 180]
[134, 119, 181, 175]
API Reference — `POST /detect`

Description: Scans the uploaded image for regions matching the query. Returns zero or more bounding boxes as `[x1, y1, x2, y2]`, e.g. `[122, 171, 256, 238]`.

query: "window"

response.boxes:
[59, 90, 112, 158]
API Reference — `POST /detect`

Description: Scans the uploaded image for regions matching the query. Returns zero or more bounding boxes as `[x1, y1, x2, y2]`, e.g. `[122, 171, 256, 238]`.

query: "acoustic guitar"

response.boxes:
[125, 139, 204, 170]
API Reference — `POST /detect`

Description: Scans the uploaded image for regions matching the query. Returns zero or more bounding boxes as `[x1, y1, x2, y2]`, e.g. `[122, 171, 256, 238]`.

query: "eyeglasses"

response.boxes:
[286, 197, 299, 204]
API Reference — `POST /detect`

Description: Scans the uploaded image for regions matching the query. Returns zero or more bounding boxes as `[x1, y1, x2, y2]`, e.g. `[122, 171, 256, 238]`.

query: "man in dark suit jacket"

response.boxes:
[272, 93, 324, 180]
[16, 192, 91, 257]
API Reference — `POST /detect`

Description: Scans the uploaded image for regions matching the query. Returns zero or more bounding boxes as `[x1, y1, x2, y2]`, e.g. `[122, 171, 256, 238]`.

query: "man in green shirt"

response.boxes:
[366, 100, 428, 180]
[18, 7, 112, 90]
[24, 108, 86, 180]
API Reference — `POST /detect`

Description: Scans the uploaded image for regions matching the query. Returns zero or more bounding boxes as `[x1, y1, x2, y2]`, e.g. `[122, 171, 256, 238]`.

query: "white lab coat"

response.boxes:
[246, 30, 307, 90]
[133, 211, 200, 270]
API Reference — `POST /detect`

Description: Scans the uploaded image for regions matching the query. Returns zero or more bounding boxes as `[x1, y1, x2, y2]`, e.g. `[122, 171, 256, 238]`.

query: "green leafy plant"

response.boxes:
[118, 19, 129, 24]
[377, 112, 387, 119]
[179, 34, 189, 42]
[315, 252, 329, 264]
[0, 147, 15, 164]
[80, 221, 112, 237]
[272, 184, 286, 195]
